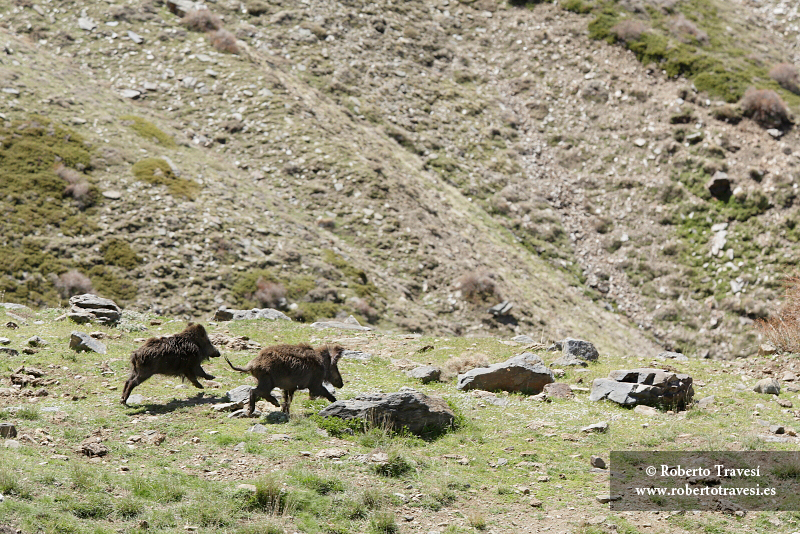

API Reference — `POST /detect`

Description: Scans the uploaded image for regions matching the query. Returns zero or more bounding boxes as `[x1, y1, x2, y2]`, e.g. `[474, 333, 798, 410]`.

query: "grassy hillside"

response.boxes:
[0, 309, 798, 533]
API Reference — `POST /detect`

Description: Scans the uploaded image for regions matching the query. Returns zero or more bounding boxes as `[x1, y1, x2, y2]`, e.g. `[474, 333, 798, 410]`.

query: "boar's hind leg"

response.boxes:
[250, 381, 280, 415]
[121, 372, 149, 405]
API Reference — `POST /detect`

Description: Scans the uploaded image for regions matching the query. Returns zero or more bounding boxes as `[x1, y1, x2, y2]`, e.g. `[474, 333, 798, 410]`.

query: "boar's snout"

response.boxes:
[211, 347, 221, 358]
[329, 368, 344, 389]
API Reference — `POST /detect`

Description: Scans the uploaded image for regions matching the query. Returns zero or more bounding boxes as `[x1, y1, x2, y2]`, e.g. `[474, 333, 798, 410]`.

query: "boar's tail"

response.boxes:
[224, 356, 249, 373]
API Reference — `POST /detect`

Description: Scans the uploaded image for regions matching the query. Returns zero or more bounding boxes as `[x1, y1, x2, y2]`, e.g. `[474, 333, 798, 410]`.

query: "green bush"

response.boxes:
[120, 115, 177, 148]
[101, 239, 141, 270]
[372, 453, 414, 478]
[131, 158, 199, 199]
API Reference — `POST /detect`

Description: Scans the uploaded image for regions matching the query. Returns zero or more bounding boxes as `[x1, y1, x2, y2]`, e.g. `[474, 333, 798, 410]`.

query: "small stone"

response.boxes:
[753, 378, 780, 395]
[590, 455, 606, 469]
[770, 425, 785, 435]
[247, 424, 267, 434]
[634, 405, 660, 416]
[69, 332, 107, 354]
[0, 423, 17, 438]
[776, 397, 793, 408]
[759, 343, 778, 357]
[596, 494, 620, 504]
[581, 421, 609, 433]
[767, 128, 783, 138]
[120, 89, 141, 99]
[128, 31, 144, 44]
[697, 396, 715, 408]
[634, 138, 647, 147]
[512, 335, 535, 344]
[126, 394, 145, 406]
[0, 337, 8, 345]
[236, 483, 257, 492]
[78, 17, 97, 31]
[406, 365, 441, 384]
[529, 498, 543, 507]
[101, 190, 121, 200]
[4, 439, 21, 449]
[226, 385, 254, 406]
[27, 336, 47, 347]
[316, 448, 347, 459]
[212, 402, 239, 412]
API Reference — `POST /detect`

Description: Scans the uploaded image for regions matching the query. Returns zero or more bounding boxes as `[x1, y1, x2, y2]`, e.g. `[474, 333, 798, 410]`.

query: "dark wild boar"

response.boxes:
[121, 323, 221, 405]
[225, 343, 344, 415]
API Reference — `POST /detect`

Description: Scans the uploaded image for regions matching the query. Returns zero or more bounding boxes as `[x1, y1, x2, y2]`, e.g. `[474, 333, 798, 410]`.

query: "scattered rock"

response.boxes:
[264, 411, 289, 424]
[596, 494, 621, 504]
[581, 421, 609, 433]
[758, 343, 778, 356]
[226, 385, 255, 407]
[0, 423, 17, 438]
[4, 439, 21, 449]
[543, 382, 574, 399]
[590, 368, 694, 409]
[318, 388, 455, 435]
[775, 397, 793, 408]
[512, 335, 535, 344]
[310, 315, 373, 331]
[753, 378, 780, 395]
[0, 338, 9, 345]
[247, 424, 267, 434]
[213, 307, 291, 322]
[125, 394, 145, 406]
[69, 294, 122, 325]
[697, 396, 715, 408]
[770, 425, 785, 435]
[212, 402, 239, 412]
[167, 0, 199, 18]
[80, 437, 109, 457]
[633, 405, 660, 416]
[488, 301, 513, 316]
[128, 31, 144, 44]
[561, 338, 599, 361]
[78, 17, 97, 31]
[656, 351, 688, 361]
[236, 483, 257, 493]
[0, 348, 19, 357]
[120, 89, 142, 99]
[590, 455, 606, 469]
[316, 448, 347, 459]
[27, 336, 47, 347]
[69, 332, 107, 354]
[456, 352, 554, 394]
[406, 365, 441, 383]
[102, 190, 122, 200]
[341, 349, 373, 361]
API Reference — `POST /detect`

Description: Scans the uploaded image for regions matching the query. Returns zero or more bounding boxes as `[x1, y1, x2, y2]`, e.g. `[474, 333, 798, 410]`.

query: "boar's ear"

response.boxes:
[330, 345, 344, 363]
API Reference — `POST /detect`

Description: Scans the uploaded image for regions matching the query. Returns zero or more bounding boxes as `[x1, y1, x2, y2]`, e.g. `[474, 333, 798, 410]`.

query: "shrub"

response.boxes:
[209, 29, 240, 54]
[611, 19, 646, 43]
[120, 115, 177, 148]
[246, 0, 270, 16]
[442, 352, 490, 380]
[56, 163, 93, 206]
[102, 239, 141, 270]
[132, 157, 199, 199]
[370, 512, 398, 534]
[770, 63, 800, 95]
[669, 14, 708, 44]
[182, 9, 222, 32]
[455, 270, 499, 302]
[756, 275, 800, 353]
[372, 453, 414, 478]
[253, 277, 286, 309]
[351, 297, 379, 323]
[53, 269, 93, 298]
[740, 88, 792, 128]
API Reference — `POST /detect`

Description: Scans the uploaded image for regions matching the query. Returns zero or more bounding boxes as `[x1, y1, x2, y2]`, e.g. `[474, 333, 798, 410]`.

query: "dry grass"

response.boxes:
[209, 29, 239, 54]
[611, 19, 647, 43]
[53, 270, 93, 299]
[669, 14, 708, 44]
[756, 275, 800, 353]
[770, 63, 800, 95]
[442, 352, 490, 380]
[182, 9, 222, 32]
[741, 87, 792, 128]
[454, 270, 499, 303]
[56, 164, 91, 205]
[253, 278, 286, 309]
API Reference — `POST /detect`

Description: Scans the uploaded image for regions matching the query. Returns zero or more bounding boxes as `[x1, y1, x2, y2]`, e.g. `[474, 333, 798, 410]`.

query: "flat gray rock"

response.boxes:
[457, 352, 553, 394]
[69, 332, 107, 354]
[341, 350, 372, 361]
[0, 303, 29, 311]
[582, 421, 609, 433]
[226, 385, 255, 406]
[656, 351, 688, 361]
[213, 307, 291, 322]
[0, 338, 9, 345]
[125, 394, 145, 405]
[406, 365, 441, 384]
[27, 336, 47, 347]
[512, 335, 535, 344]
[69, 294, 122, 325]
[551, 355, 588, 367]
[319, 388, 454, 435]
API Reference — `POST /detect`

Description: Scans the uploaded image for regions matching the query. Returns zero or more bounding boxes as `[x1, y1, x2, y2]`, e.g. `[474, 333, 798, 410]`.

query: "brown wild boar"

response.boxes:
[225, 343, 344, 415]
[121, 323, 221, 405]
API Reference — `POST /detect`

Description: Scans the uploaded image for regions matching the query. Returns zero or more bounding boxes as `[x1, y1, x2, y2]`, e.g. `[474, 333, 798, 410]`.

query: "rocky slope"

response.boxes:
[1, 0, 799, 357]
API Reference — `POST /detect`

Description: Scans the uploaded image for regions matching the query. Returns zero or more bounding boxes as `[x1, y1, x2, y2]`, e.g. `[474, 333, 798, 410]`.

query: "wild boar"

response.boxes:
[225, 343, 344, 415]
[121, 323, 221, 405]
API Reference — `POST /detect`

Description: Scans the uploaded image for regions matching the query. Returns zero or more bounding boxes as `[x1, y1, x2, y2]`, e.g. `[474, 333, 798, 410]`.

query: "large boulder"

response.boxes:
[406, 365, 441, 384]
[68, 294, 121, 325]
[213, 307, 291, 322]
[318, 388, 455, 435]
[562, 338, 599, 361]
[590, 368, 693, 409]
[456, 352, 554, 394]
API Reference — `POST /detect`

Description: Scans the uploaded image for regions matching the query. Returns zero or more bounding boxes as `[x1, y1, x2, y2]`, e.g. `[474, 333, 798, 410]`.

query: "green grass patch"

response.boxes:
[120, 115, 177, 148]
[101, 238, 141, 270]
[131, 157, 199, 199]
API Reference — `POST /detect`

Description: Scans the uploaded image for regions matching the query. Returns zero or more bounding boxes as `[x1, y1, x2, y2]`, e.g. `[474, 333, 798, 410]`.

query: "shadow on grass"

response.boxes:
[123, 392, 225, 415]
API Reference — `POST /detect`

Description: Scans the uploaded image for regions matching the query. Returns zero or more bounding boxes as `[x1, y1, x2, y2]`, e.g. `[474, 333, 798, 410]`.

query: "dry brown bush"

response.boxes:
[770, 63, 800, 95]
[455, 270, 499, 302]
[209, 29, 239, 54]
[56, 163, 91, 204]
[182, 9, 222, 32]
[53, 270, 93, 298]
[756, 275, 800, 353]
[351, 297, 379, 324]
[741, 87, 792, 128]
[442, 352, 490, 380]
[611, 19, 647, 43]
[253, 277, 286, 309]
[669, 14, 708, 43]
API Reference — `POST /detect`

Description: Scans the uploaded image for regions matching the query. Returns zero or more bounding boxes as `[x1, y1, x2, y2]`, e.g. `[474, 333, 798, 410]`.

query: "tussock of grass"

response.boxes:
[120, 115, 177, 148]
[131, 157, 199, 199]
